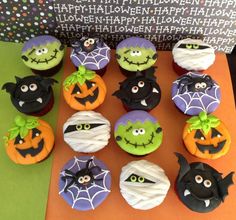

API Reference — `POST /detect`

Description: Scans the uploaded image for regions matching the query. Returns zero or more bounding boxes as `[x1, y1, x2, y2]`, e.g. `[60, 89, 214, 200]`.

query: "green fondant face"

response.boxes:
[116, 47, 157, 72]
[21, 41, 64, 70]
[115, 120, 163, 155]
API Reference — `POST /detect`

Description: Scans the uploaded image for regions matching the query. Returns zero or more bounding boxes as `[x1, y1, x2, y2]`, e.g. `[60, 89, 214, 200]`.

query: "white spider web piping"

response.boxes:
[172, 72, 221, 115]
[59, 156, 111, 210]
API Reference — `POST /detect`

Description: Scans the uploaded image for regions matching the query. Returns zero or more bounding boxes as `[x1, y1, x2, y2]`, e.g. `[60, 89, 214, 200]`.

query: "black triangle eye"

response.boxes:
[194, 129, 206, 140]
[32, 128, 41, 138]
[211, 128, 222, 138]
[14, 135, 25, 145]
[71, 84, 82, 95]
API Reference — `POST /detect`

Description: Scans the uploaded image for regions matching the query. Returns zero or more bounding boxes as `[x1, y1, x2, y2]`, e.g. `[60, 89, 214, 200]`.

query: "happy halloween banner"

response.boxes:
[0, 0, 236, 53]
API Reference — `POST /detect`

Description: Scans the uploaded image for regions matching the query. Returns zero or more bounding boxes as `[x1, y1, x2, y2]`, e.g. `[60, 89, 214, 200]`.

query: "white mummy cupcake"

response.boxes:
[172, 38, 215, 75]
[120, 160, 170, 210]
[63, 111, 111, 153]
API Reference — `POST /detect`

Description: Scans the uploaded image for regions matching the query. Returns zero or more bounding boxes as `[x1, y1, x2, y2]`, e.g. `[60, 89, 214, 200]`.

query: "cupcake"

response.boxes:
[171, 72, 221, 115]
[21, 35, 64, 76]
[172, 38, 215, 75]
[70, 37, 111, 76]
[175, 153, 234, 213]
[183, 112, 231, 160]
[59, 156, 111, 211]
[63, 111, 111, 153]
[114, 110, 163, 156]
[2, 75, 57, 116]
[116, 37, 157, 76]
[3, 115, 54, 165]
[113, 67, 161, 111]
[63, 66, 106, 111]
[120, 160, 170, 210]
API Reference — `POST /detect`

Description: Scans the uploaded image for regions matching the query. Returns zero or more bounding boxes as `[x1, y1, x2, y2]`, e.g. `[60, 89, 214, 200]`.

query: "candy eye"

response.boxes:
[138, 81, 145, 88]
[78, 177, 84, 184]
[138, 176, 145, 183]
[139, 128, 145, 135]
[88, 38, 95, 44]
[136, 51, 142, 56]
[201, 82, 207, 88]
[84, 124, 91, 130]
[130, 175, 137, 182]
[41, 48, 48, 54]
[29, 83, 38, 91]
[195, 83, 201, 89]
[186, 44, 192, 49]
[35, 49, 43, 55]
[20, 85, 28, 92]
[76, 124, 83, 130]
[193, 44, 199, 49]
[130, 51, 136, 56]
[83, 175, 91, 183]
[132, 129, 139, 136]
[131, 86, 139, 93]
[84, 40, 90, 47]
[203, 179, 212, 188]
[195, 175, 203, 184]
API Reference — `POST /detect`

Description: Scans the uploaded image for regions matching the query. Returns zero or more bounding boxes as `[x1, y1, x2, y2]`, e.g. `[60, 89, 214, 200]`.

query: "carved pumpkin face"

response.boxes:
[63, 66, 106, 110]
[183, 112, 231, 159]
[5, 116, 54, 165]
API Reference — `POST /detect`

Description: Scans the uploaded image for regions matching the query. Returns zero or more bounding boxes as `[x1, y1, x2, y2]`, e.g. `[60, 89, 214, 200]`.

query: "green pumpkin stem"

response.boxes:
[63, 65, 95, 91]
[187, 111, 220, 135]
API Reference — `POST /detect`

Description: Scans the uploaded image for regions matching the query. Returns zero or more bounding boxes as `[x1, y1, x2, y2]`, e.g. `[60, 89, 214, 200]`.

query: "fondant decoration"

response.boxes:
[114, 110, 163, 156]
[113, 68, 161, 111]
[63, 111, 111, 153]
[21, 35, 64, 71]
[175, 153, 234, 213]
[63, 66, 106, 110]
[70, 37, 111, 70]
[3, 115, 54, 165]
[172, 72, 221, 115]
[120, 160, 170, 210]
[2, 75, 57, 115]
[172, 38, 215, 72]
[59, 156, 111, 211]
[116, 37, 157, 72]
[183, 112, 231, 159]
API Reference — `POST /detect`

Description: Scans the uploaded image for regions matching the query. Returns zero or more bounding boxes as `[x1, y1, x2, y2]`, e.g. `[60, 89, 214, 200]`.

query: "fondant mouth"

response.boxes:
[30, 49, 58, 64]
[140, 87, 160, 106]
[75, 87, 99, 105]
[196, 140, 226, 154]
[18, 97, 43, 107]
[124, 132, 155, 148]
[123, 56, 151, 66]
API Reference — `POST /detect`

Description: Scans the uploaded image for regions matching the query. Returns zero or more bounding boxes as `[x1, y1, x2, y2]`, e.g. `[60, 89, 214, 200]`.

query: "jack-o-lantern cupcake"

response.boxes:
[3, 115, 54, 165]
[183, 112, 231, 159]
[63, 66, 107, 111]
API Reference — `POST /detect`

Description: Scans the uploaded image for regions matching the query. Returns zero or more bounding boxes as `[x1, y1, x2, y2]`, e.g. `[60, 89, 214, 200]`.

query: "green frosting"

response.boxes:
[22, 41, 64, 70]
[116, 47, 156, 72]
[4, 116, 39, 141]
[115, 120, 163, 155]
[63, 66, 95, 91]
[187, 111, 220, 135]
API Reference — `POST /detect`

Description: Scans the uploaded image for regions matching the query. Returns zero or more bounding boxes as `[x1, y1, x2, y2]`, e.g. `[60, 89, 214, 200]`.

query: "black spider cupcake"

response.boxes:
[2, 75, 57, 116]
[113, 68, 161, 111]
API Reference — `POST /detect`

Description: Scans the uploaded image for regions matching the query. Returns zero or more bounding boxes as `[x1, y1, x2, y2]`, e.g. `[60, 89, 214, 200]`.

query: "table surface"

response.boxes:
[0, 42, 236, 220]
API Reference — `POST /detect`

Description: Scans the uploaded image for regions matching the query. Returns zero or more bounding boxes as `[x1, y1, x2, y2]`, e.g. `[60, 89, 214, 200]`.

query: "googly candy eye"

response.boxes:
[195, 175, 203, 184]
[21, 85, 28, 92]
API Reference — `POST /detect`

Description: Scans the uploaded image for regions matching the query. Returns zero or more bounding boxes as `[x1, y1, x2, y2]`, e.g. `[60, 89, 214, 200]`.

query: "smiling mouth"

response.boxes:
[139, 87, 160, 107]
[18, 97, 43, 107]
[75, 87, 99, 105]
[123, 56, 151, 66]
[16, 139, 44, 158]
[124, 132, 155, 148]
[196, 140, 226, 154]
[30, 49, 58, 64]
[184, 189, 211, 208]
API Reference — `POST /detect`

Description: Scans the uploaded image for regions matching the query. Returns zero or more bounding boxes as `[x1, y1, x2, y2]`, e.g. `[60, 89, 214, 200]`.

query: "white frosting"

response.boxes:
[172, 38, 215, 71]
[120, 160, 170, 210]
[63, 111, 111, 153]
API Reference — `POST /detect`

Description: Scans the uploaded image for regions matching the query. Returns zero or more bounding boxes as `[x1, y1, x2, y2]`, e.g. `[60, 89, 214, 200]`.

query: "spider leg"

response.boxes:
[61, 175, 74, 182]
[64, 179, 75, 193]
[86, 159, 93, 169]
[64, 169, 76, 176]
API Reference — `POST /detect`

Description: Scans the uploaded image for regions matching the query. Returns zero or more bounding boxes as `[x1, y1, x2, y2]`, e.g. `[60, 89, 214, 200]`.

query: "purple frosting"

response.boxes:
[116, 37, 156, 51]
[59, 156, 111, 211]
[22, 35, 60, 53]
[171, 72, 221, 115]
[114, 110, 157, 131]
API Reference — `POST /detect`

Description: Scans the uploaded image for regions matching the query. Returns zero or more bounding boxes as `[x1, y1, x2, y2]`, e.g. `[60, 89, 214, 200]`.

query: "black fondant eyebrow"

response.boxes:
[28, 48, 36, 55]
[126, 126, 133, 132]
[177, 44, 210, 49]
[124, 49, 131, 54]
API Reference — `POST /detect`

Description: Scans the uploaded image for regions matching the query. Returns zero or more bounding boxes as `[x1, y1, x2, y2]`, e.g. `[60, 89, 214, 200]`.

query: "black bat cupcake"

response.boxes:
[2, 75, 57, 116]
[175, 153, 234, 213]
[113, 68, 161, 111]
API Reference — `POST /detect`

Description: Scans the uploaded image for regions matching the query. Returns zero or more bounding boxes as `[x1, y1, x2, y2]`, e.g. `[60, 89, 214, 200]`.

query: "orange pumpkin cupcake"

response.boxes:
[3, 115, 54, 165]
[63, 66, 106, 110]
[183, 111, 231, 159]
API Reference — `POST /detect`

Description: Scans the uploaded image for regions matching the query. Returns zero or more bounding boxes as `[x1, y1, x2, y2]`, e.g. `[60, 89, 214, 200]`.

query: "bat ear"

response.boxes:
[144, 67, 156, 80]
[135, 71, 143, 77]
[40, 77, 58, 91]
[175, 152, 191, 181]
[218, 172, 234, 202]
[195, 163, 205, 171]
[112, 89, 127, 99]
[15, 76, 22, 83]
[2, 82, 16, 94]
